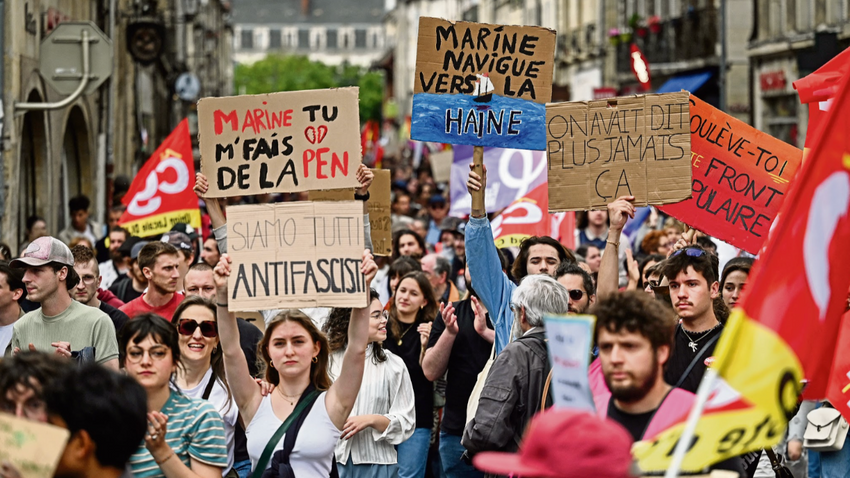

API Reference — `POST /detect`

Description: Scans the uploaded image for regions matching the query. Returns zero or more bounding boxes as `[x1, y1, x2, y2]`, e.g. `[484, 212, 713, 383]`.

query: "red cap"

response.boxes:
[473, 409, 634, 478]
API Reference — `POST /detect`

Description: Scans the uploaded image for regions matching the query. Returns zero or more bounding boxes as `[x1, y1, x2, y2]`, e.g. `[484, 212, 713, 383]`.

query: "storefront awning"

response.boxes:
[656, 71, 713, 94]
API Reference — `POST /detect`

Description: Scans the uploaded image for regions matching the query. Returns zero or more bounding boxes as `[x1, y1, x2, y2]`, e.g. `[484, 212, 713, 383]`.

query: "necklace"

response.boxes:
[276, 387, 302, 406]
[680, 322, 722, 352]
[396, 322, 415, 346]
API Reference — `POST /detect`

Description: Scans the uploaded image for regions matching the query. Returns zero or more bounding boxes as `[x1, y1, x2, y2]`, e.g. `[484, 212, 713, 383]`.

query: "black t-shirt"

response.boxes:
[236, 317, 263, 378]
[109, 277, 144, 304]
[98, 301, 129, 337]
[427, 298, 493, 435]
[663, 323, 723, 393]
[385, 320, 434, 430]
[606, 400, 656, 442]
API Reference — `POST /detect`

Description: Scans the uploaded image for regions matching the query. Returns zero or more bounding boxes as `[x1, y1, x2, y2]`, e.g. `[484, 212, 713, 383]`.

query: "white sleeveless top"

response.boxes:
[245, 392, 340, 477]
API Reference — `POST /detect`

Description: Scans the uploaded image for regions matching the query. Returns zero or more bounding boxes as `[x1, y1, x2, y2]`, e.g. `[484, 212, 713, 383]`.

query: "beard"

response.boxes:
[605, 356, 660, 404]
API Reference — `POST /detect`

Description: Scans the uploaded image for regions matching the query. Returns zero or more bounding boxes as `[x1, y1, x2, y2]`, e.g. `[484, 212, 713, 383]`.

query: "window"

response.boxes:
[327, 29, 338, 48]
[240, 29, 253, 49]
[298, 29, 310, 49]
[269, 29, 282, 49]
[355, 29, 367, 48]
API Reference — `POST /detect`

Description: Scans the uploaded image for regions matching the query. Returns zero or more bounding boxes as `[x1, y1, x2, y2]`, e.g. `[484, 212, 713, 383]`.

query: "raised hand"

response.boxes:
[467, 163, 487, 194]
[440, 302, 459, 336]
[606, 196, 635, 234]
[356, 164, 374, 194]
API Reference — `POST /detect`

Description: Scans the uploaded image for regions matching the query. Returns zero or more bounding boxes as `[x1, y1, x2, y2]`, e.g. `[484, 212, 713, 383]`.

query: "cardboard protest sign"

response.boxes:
[367, 169, 392, 256]
[546, 92, 692, 211]
[198, 87, 362, 198]
[226, 201, 368, 310]
[308, 188, 355, 201]
[411, 17, 556, 150]
[543, 314, 596, 412]
[119, 119, 201, 236]
[658, 96, 803, 253]
[0, 413, 70, 478]
[430, 150, 454, 183]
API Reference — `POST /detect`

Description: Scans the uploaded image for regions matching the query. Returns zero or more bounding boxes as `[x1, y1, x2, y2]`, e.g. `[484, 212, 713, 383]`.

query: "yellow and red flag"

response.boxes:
[490, 183, 575, 250]
[634, 64, 850, 472]
[119, 119, 201, 237]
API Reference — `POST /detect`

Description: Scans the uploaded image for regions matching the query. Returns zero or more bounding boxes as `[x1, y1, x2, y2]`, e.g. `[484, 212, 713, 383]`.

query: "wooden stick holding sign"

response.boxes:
[470, 146, 485, 213]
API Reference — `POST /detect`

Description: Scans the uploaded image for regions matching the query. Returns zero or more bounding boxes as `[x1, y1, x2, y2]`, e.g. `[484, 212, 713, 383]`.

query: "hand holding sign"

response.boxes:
[356, 164, 373, 195]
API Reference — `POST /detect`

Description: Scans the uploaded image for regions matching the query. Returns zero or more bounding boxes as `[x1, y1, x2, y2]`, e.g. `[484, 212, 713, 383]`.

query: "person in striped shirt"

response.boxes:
[119, 313, 228, 478]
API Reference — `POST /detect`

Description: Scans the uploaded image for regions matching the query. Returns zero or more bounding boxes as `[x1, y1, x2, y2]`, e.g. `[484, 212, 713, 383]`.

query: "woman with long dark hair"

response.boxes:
[120, 313, 228, 478]
[213, 251, 377, 477]
[720, 257, 754, 310]
[384, 271, 439, 478]
[323, 289, 415, 477]
[170, 295, 238, 477]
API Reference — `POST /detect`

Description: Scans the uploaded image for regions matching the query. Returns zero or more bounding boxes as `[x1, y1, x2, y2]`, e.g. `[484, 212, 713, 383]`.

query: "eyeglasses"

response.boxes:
[567, 289, 584, 302]
[177, 319, 218, 338]
[371, 310, 389, 320]
[78, 274, 98, 285]
[671, 247, 706, 258]
[125, 346, 170, 364]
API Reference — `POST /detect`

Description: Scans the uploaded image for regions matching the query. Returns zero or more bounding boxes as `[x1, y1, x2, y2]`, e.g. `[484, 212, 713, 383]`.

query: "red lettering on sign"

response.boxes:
[214, 110, 239, 135]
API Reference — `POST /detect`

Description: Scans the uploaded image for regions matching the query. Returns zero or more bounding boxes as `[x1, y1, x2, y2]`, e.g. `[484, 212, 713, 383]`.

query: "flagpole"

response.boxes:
[663, 367, 718, 478]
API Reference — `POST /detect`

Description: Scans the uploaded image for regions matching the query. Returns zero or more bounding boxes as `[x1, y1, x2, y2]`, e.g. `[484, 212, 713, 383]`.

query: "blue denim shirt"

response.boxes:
[465, 216, 516, 355]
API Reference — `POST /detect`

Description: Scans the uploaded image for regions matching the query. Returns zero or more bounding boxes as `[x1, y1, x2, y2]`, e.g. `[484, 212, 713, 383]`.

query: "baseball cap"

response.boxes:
[161, 232, 194, 255]
[130, 241, 150, 260]
[11, 237, 75, 268]
[171, 223, 199, 241]
[117, 236, 143, 258]
[473, 409, 634, 478]
[440, 217, 466, 237]
[428, 194, 447, 207]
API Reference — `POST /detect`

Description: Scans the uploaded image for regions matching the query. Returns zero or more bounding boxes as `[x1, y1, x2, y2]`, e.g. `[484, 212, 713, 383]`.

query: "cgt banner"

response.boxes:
[658, 96, 803, 254]
[491, 182, 575, 250]
[119, 119, 201, 237]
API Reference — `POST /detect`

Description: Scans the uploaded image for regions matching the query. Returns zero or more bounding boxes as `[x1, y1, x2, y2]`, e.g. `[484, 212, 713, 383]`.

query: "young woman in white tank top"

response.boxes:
[213, 250, 378, 477]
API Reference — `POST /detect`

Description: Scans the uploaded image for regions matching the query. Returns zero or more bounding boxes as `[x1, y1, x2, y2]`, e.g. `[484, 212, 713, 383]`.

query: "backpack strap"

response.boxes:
[250, 388, 320, 478]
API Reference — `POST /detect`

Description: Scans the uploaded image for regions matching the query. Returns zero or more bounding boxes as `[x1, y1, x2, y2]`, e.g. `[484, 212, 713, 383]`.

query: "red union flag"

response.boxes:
[793, 46, 850, 152]
[119, 119, 201, 237]
[633, 66, 850, 472]
[490, 183, 575, 250]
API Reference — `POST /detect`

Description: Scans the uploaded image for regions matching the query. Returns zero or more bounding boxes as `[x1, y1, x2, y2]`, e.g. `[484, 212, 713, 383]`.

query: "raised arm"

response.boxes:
[596, 196, 635, 299]
[356, 165, 374, 251]
[213, 255, 262, 424]
[326, 250, 378, 430]
[465, 164, 515, 353]
[195, 173, 226, 230]
[422, 302, 458, 381]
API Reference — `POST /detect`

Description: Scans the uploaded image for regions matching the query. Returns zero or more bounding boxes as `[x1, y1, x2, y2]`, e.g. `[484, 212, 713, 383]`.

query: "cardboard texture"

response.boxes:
[658, 95, 803, 253]
[411, 18, 556, 150]
[368, 169, 393, 256]
[308, 188, 355, 201]
[0, 413, 70, 478]
[198, 87, 362, 198]
[226, 201, 368, 310]
[430, 150, 454, 183]
[546, 92, 692, 211]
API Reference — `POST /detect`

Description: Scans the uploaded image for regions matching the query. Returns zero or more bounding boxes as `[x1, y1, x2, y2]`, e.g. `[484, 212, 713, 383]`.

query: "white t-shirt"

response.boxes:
[0, 323, 14, 355]
[177, 368, 238, 475]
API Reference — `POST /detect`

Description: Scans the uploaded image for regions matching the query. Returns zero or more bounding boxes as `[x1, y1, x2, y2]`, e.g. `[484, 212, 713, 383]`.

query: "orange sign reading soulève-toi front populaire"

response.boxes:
[658, 95, 803, 254]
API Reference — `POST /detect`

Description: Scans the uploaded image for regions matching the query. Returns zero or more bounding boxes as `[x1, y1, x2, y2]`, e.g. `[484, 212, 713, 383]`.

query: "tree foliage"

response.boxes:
[234, 55, 384, 122]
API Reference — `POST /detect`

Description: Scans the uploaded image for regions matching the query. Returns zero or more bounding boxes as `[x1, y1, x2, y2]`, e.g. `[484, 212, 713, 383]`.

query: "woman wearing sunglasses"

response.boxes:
[120, 313, 228, 478]
[322, 289, 416, 477]
[170, 296, 238, 477]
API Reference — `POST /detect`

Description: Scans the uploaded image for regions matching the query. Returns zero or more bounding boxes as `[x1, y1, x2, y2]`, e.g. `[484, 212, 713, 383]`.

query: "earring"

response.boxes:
[270, 362, 275, 369]
[312, 356, 318, 363]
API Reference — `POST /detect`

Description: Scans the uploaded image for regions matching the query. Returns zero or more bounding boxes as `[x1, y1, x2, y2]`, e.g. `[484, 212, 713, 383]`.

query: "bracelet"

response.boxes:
[155, 451, 175, 465]
[607, 240, 619, 247]
[354, 191, 370, 201]
[216, 302, 228, 308]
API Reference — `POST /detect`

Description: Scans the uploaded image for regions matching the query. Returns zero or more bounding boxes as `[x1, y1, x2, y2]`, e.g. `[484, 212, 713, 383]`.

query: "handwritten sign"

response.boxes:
[198, 87, 362, 198]
[546, 92, 692, 211]
[430, 150, 454, 183]
[543, 314, 596, 412]
[227, 201, 368, 310]
[658, 96, 803, 253]
[0, 413, 70, 478]
[368, 169, 392, 256]
[411, 18, 556, 150]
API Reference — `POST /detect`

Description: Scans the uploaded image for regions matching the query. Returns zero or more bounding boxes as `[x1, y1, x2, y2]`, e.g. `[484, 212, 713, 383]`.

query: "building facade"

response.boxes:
[2, 0, 232, 250]
[232, 0, 386, 67]
[748, 0, 850, 148]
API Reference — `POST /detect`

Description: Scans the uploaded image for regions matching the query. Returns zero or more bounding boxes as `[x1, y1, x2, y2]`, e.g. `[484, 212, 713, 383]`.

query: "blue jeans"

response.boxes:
[820, 430, 850, 478]
[397, 428, 431, 478]
[233, 459, 252, 478]
[438, 432, 483, 478]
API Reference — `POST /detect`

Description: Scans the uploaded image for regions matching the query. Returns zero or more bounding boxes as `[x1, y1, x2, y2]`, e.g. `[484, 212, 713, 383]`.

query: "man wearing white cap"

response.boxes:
[5, 236, 119, 369]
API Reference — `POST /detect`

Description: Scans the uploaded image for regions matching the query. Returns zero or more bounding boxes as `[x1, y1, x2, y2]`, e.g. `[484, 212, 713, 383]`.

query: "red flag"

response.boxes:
[489, 183, 576, 250]
[826, 312, 850, 418]
[119, 119, 201, 237]
[793, 47, 850, 151]
[743, 65, 850, 399]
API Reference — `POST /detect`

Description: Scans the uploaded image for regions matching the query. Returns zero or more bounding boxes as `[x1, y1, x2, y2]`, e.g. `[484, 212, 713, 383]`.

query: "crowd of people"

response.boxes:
[0, 155, 833, 478]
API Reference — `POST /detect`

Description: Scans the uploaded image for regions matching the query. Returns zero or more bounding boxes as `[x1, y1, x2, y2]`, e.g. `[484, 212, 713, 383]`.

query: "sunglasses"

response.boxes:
[644, 279, 663, 289]
[567, 289, 584, 302]
[671, 247, 706, 258]
[177, 319, 218, 338]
